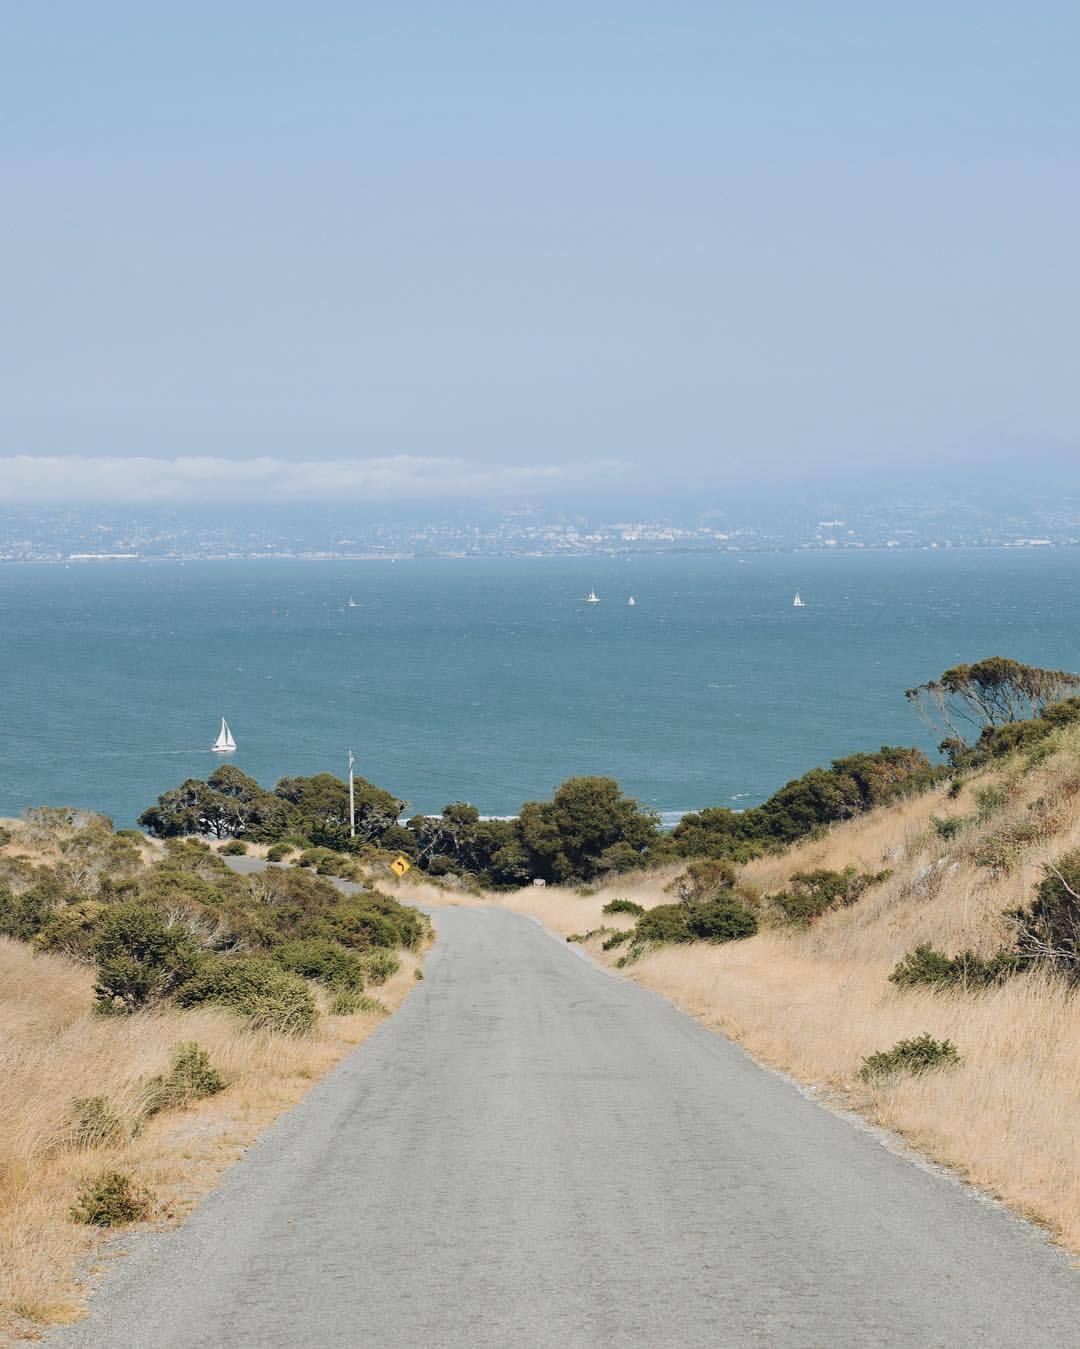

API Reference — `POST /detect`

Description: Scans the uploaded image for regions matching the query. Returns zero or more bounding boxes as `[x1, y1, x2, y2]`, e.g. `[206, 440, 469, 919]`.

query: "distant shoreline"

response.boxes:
[0, 540, 1074, 565]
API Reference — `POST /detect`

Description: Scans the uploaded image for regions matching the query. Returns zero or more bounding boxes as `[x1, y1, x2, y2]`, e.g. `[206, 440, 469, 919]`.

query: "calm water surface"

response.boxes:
[2, 550, 1079, 826]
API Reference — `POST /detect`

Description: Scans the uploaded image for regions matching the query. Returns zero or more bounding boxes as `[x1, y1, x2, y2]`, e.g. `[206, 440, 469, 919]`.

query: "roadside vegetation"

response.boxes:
[140, 745, 938, 888]
[405, 659, 1080, 1253]
[5, 653, 1079, 1332]
[0, 812, 427, 1339]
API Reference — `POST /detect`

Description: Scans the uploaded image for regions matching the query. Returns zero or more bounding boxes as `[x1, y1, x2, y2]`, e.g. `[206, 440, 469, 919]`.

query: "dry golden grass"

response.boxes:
[0, 937, 423, 1341]
[403, 737, 1080, 1253]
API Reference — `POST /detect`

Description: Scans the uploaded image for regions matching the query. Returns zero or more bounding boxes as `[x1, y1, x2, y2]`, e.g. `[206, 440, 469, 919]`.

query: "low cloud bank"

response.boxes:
[0, 455, 625, 504]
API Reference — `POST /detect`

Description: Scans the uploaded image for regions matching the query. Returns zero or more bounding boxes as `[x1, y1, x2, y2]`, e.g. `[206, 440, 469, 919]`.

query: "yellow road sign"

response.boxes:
[390, 854, 411, 878]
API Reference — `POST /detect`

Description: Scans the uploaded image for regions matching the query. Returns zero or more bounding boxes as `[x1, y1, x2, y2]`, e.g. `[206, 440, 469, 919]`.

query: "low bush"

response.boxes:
[631, 904, 689, 944]
[265, 842, 294, 862]
[70, 1171, 154, 1226]
[859, 1034, 962, 1082]
[36, 900, 106, 963]
[601, 898, 645, 916]
[931, 815, 968, 840]
[329, 989, 388, 1015]
[601, 929, 633, 949]
[219, 840, 248, 856]
[974, 784, 1009, 819]
[176, 958, 318, 1035]
[310, 892, 427, 952]
[971, 821, 1042, 874]
[93, 903, 201, 1013]
[68, 1096, 123, 1150]
[634, 898, 758, 946]
[772, 867, 891, 926]
[273, 938, 365, 991]
[1007, 852, 1080, 980]
[143, 1043, 226, 1117]
[664, 858, 737, 903]
[889, 943, 1020, 990]
[362, 949, 401, 985]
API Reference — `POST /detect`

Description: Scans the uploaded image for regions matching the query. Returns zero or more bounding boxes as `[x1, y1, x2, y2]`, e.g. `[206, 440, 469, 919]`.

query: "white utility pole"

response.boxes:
[348, 749, 356, 838]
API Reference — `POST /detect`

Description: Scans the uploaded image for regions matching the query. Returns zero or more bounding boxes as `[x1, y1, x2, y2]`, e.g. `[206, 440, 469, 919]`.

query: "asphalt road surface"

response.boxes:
[55, 906, 1080, 1348]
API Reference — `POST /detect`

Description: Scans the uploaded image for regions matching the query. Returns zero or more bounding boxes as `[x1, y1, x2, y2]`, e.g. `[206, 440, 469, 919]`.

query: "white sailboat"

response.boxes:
[585, 589, 601, 604]
[346, 597, 358, 608]
[627, 595, 636, 606]
[212, 717, 237, 753]
[793, 591, 806, 608]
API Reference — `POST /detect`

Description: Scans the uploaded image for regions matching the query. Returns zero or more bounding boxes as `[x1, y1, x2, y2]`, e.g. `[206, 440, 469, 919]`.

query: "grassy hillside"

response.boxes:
[0, 818, 428, 1341]
[410, 727, 1080, 1252]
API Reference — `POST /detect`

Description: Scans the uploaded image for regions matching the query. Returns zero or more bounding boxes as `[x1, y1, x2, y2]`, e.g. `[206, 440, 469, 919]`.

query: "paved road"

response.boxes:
[56, 907, 1080, 1348]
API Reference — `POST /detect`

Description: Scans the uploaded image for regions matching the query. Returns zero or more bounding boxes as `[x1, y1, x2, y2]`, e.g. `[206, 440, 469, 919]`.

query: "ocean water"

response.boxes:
[2, 549, 1080, 828]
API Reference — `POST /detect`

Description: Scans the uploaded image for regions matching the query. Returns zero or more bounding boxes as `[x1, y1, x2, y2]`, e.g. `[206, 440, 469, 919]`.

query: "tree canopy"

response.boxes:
[140, 770, 660, 887]
[906, 658, 1080, 758]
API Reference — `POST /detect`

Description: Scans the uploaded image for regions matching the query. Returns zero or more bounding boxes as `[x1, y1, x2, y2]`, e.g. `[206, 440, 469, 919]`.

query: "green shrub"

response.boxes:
[330, 989, 388, 1015]
[974, 785, 1008, 820]
[176, 958, 318, 1035]
[0, 881, 62, 942]
[362, 949, 401, 985]
[68, 1096, 123, 1149]
[601, 929, 633, 949]
[859, 1034, 962, 1082]
[1007, 853, 1080, 979]
[93, 903, 201, 1013]
[601, 898, 645, 916]
[773, 868, 890, 926]
[634, 898, 757, 946]
[273, 938, 365, 991]
[265, 842, 294, 862]
[972, 821, 1041, 874]
[36, 900, 106, 962]
[687, 899, 758, 943]
[70, 1171, 154, 1226]
[316, 892, 427, 952]
[633, 903, 693, 944]
[219, 840, 248, 856]
[889, 943, 1019, 990]
[413, 967, 424, 980]
[931, 815, 967, 840]
[144, 1043, 226, 1117]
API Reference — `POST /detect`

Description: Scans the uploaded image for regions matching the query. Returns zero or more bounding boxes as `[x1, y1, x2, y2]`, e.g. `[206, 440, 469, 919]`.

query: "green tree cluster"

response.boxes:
[139, 766, 404, 847]
[664, 747, 935, 862]
[141, 772, 661, 888]
[906, 657, 1080, 762]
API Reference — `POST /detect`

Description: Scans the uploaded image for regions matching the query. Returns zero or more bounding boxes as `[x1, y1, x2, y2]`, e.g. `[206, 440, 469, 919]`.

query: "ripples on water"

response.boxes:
[2, 550, 1078, 826]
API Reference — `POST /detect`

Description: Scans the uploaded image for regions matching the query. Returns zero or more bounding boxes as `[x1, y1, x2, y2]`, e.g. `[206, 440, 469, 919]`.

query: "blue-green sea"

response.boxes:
[3, 550, 1080, 828]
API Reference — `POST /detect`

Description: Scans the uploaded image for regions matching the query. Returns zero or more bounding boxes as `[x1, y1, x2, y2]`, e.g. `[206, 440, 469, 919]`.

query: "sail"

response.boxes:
[212, 717, 237, 751]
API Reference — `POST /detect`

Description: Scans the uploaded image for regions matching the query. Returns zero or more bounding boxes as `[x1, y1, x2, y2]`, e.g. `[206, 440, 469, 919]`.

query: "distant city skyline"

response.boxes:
[4, 484, 1080, 562]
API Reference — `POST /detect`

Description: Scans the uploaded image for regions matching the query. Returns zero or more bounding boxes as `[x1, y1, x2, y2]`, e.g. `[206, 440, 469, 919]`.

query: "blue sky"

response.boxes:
[1, 4, 1077, 502]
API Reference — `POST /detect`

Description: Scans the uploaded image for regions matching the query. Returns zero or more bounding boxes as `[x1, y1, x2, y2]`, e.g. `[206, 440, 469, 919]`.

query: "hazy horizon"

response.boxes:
[3, 5, 1077, 505]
